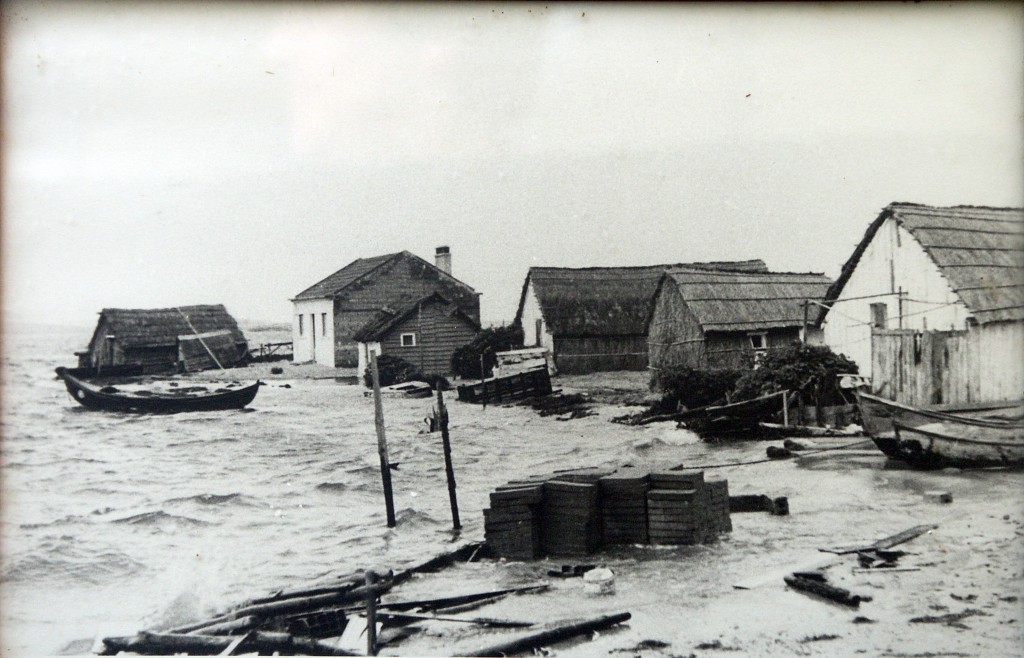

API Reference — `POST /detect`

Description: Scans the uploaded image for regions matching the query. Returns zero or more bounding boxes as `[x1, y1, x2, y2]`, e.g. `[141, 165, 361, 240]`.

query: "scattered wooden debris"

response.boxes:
[924, 491, 953, 504]
[547, 564, 597, 578]
[909, 608, 989, 629]
[464, 612, 632, 657]
[99, 630, 358, 656]
[784, 574, 866, 608]
[822, 524, 938, 555]
[728, 494, 788, 515]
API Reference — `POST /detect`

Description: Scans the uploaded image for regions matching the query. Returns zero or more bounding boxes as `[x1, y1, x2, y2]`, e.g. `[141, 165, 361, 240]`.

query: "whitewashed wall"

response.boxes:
[518, 279, 554, 351]
[292, 298, 334, 366]
[357, 341, 382, 378]
[822, 217, 971, 377]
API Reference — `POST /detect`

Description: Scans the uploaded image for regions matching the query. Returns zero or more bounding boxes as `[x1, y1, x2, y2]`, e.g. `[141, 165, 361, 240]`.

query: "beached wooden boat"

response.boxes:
[56, 367, 260, 413]
[888, 420, 1024, 469]
[456, 367, 552, 404]
[855, 391, 1024, 468]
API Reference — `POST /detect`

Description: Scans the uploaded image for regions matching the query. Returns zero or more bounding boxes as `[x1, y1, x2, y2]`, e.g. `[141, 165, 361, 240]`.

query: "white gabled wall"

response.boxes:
[518, 279, 555, 352]
[822, 217, 971, 377]
[292, 299, 335, 366]
[357, 341, 382, 378]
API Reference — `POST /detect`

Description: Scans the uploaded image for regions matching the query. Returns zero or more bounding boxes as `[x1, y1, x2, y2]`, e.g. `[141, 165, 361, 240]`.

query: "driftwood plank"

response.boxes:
[822, 524, 938, 555]
[377, 584, 550, 613]
[100, 630, 358, 656]
[464, 612, 632, 657]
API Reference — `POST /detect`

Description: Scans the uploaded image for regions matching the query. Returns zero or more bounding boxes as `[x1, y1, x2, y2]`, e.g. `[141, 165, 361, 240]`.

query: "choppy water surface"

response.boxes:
[0, 325, 698, 655]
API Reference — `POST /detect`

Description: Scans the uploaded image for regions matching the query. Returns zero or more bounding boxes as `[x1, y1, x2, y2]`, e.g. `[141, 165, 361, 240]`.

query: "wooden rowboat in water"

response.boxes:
[855, 390, 1024, 468]
[56, 367, 260, 413]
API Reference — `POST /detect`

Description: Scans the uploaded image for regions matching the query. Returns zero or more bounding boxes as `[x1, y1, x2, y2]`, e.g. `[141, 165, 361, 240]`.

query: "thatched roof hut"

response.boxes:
[818, 203, 1024, 326]
[817, 202, 1023, 400]
[515, 260, 768, 374]
[648, 269, 833, 370]
[81, 304, 248, 373]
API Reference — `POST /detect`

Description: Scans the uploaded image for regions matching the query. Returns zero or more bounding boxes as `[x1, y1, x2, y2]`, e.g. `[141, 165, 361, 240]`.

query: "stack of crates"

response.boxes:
[705, 476, 732, 533]
[483, 481, 544, 560]
[647, 470, 713, 545]
[540, 480, 602, 556]
[598, 468, 651, 545]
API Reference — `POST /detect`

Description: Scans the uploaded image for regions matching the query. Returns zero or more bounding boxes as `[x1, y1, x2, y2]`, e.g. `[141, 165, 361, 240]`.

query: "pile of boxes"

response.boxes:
[483, 465, 731, 560]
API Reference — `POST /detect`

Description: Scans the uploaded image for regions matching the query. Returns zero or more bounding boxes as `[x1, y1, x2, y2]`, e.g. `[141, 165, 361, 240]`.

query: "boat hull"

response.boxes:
[56, 368, 260, 413]
[888, 422, 1024, 469]
[856, 391, 1024, 468]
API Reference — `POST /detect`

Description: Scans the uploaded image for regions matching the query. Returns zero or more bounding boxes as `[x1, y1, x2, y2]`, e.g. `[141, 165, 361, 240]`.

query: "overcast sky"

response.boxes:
[4, 1, 1022, 330]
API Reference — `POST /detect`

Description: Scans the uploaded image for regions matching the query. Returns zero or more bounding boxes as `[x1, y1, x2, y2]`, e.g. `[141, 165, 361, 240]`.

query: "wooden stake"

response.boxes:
[437, 388, 461, 530]
[782, 390, 789, 427]
[802, 300, 809, 345]
[370, 351, 396, 528]
[479, 353, 487, 410]
[365, 571, 379, 656]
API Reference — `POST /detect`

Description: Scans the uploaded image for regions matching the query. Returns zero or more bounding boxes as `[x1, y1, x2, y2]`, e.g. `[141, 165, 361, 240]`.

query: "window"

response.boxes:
[870, 303, 888, 329]
[748, 333, 766, 350]
[298, 315, 303, 335]
[321, 313, 327, 336]
[400, 333, 417, 347]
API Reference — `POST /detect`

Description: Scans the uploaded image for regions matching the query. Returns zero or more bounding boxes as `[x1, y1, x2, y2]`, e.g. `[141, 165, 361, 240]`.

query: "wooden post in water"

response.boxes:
[436, 388, 461, 530]
[479, 353, 487, 409]
[364, 570, 379, 656]
[370, 351, 397, 528]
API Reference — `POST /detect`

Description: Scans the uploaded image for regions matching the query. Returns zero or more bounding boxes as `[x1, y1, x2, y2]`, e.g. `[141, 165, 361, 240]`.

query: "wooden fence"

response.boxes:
[871, 327, 1018, 406]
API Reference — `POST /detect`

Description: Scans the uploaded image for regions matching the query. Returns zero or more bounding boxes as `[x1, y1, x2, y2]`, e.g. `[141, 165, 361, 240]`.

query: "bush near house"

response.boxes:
[451, 324, 525, 380]
[362, 354, 451, 390]
[731, 343, 858, 407]
[651, 367, 744, 413]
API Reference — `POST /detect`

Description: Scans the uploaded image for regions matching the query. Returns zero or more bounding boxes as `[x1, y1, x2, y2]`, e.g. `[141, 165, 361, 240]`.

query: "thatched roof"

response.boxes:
[352, 292, 479, 342]
[659, 269, 834, 332]
[515, 260, 768, 337]
[90, 305, 246, 349]
[819, 203, 1024, 325]
[292, 250, 477, 301]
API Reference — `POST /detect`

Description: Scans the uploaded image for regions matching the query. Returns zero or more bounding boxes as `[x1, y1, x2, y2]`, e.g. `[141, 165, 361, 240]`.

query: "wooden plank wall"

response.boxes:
[869, 327, 1018, 406]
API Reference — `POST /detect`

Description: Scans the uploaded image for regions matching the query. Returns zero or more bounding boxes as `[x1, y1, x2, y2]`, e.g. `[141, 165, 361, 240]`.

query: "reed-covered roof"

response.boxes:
[90, 305, 247, 350]
[820, 203, 1024, 325]
[660, 269, 833, 332]
[517, 260, 768, 337]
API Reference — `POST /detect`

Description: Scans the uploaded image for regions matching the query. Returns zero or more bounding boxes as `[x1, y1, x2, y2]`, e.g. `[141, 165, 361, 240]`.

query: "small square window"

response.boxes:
[400, 333, 416, 347]
[749, 333, 766, 350]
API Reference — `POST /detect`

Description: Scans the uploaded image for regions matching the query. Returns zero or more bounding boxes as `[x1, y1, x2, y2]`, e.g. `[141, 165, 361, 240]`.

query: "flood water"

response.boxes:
[0, 324, 698, 655]
[10, 325, 1019, 657]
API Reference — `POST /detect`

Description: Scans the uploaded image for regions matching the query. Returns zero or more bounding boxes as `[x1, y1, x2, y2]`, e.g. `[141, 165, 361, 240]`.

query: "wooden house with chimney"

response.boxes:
[77, 304, 248, 373]
[647, 269, 833, 371]
[514, 260, 768, 374]
[291, 247, 480, 369]
[818, 203, 1023, 405]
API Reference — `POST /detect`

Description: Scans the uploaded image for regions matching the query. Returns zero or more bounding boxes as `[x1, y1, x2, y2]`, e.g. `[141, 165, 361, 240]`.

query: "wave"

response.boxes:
[315, 481, 349, 493]
[110, 510, 211, 527]
[392, 507, 440, 528]
[164, 492, 259, 507]
[1, 540, 145, 585]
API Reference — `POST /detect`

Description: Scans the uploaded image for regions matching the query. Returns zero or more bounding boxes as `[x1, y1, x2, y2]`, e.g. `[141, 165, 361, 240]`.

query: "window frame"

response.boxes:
[400, 332, 417, 348]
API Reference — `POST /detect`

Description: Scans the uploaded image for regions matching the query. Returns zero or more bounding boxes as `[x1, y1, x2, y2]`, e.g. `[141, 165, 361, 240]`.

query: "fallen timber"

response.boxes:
[784, 574, 865, 608]
[464, 612, 632, 657]
[99, 630, 358, 656]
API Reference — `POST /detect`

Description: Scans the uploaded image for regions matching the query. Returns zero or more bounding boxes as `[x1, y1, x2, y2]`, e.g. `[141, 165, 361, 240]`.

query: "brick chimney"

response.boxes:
[435, 246, 451, 275]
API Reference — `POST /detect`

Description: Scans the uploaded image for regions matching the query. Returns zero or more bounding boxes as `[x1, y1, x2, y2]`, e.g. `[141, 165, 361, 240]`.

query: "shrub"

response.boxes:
[652, 366, 744, 412]
[362, 354, 421, 388]
[451, 324, 525, 379]
[731, 343, 858, 407]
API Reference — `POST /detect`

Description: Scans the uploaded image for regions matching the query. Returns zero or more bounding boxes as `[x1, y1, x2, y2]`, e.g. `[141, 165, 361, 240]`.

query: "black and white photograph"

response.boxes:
[2, 2, 1023, 656]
